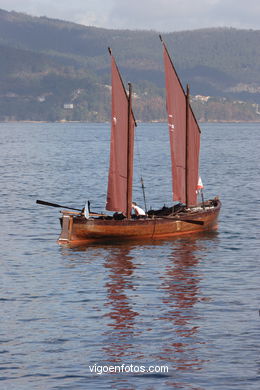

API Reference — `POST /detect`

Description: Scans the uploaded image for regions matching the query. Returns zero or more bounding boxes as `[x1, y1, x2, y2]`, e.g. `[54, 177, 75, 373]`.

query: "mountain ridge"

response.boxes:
[0, 8, 259, 122]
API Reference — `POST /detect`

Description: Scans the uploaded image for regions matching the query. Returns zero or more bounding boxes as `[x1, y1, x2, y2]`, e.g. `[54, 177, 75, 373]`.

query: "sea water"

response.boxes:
[0, 122, 259, 389]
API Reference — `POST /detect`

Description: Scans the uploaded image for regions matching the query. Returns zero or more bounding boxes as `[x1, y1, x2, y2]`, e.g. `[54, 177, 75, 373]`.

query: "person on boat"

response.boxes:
[132, 202, 146, 216]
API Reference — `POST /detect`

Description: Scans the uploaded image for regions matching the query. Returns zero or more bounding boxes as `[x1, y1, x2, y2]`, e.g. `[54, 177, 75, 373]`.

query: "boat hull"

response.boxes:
[58, 199, 221, 244]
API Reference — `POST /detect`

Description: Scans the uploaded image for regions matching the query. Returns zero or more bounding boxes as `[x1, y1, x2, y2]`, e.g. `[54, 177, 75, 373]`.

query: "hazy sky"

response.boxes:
[0, 0, 259, 31]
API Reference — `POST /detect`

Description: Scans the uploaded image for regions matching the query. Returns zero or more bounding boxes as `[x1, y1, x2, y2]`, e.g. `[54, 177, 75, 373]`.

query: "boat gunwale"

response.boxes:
[63, 199, 221, 226]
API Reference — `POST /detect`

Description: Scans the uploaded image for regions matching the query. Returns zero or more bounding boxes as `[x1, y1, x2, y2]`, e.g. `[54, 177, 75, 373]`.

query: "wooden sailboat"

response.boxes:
[55, 40, 221, 244]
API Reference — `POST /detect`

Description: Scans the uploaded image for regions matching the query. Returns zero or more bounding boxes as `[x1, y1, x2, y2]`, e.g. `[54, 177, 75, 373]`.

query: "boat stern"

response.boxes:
[58, 211, 81, 244]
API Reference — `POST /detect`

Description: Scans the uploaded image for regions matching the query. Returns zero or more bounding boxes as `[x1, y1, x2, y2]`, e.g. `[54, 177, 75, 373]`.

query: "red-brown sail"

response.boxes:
[162, 41, 186, 203]
[186, 92, 201, 206]
[106, 51, 135, 216]
[162, 38, 200, 207]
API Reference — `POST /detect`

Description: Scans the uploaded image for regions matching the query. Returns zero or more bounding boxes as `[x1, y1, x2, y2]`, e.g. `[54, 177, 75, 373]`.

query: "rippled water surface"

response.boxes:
[1, 122, 260, 389]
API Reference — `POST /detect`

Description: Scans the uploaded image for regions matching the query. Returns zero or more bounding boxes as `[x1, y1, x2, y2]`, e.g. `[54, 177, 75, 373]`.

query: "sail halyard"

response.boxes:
[161, 37, 201, 207]
[106, 50, 136, 216]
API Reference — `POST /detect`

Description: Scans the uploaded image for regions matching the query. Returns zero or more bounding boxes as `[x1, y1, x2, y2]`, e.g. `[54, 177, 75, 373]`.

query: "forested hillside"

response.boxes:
[0, 8, 259, 122]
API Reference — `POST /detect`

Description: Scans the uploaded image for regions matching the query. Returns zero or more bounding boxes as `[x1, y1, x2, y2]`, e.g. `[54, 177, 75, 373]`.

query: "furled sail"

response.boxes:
[161, 37, 200, 207]
[106, 50, 135, 216]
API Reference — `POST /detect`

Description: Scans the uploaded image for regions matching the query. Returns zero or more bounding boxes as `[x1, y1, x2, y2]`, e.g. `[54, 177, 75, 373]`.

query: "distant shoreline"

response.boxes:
[1, 119, 260, 124]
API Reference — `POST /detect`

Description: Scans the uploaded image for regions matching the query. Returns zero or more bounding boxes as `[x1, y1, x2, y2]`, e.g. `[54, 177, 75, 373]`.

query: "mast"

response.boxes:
[185, 84, 190, 207]
[126, 83, 133, 219]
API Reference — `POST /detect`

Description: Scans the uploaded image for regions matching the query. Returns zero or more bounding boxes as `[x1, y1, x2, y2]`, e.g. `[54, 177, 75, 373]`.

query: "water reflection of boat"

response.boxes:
[157, 236, 217, 372]
[60, 234, 218, 379]
[102, 247, 138, 362]
[56, 38, 220, 244]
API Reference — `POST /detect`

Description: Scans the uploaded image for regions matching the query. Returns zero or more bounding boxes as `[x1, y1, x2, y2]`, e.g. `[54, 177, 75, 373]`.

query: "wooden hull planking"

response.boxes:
[58, 200, 221, 244]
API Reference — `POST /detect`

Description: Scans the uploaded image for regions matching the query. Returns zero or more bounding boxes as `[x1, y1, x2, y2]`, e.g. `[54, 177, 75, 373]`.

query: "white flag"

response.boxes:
[197, 176, 204, 190]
